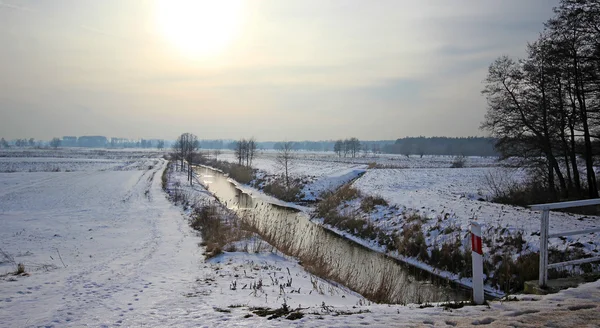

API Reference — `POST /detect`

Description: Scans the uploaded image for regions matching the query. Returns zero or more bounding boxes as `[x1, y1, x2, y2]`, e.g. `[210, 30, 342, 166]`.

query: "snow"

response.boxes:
[353, 167, 600, 257]
[1, 149, 598, 327]
[0, 153, 364, 327]
[212, 150, 599, 295]
[302, 166, 366, 201]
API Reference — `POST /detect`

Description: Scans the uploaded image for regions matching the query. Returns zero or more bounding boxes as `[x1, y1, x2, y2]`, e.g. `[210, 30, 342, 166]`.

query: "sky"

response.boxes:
[0, 0, 559, 141]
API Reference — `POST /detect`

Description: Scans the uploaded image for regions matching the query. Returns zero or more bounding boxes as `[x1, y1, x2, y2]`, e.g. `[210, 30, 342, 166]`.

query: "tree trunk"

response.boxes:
[569, 124, 582, 193]
[573, 54, 598, 197]
[549, 153, 568, 197]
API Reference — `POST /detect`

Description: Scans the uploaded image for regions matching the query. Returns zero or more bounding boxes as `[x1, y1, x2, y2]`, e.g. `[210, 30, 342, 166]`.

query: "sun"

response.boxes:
[155, 0, 245, 59]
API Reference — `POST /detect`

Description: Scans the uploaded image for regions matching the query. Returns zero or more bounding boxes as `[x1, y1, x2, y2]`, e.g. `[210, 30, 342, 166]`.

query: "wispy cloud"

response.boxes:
[0, 0, 30, 11]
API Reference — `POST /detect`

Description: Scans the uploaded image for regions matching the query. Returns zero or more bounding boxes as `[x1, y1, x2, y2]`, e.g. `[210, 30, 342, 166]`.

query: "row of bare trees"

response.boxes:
[233, 138, 257, 167]
[333, 138, 361, 158]
[173, 133, 199, 186]
[481, 0, 600, 200]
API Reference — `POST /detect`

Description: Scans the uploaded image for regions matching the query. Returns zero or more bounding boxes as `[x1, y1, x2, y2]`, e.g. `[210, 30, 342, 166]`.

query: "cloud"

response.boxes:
[0, 0, 29, 11]
[0, 0, 563, 140]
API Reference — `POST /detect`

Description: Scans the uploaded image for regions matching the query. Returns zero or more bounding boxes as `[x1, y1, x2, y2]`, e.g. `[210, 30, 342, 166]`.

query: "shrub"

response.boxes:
[429, 240, 471, 277]
[315, 185, 361, 218]
[360, 195, 388, 212]
[161, 163, 169, 190]
[489, 252, 538, 293]
[190, 203, 252, 259]
[396, 222, 428, 260]
[450, 155, 466, 168]
[16, 263, 25, 275]
[228, 165, 254, 184]
[263, 179, 302, 202]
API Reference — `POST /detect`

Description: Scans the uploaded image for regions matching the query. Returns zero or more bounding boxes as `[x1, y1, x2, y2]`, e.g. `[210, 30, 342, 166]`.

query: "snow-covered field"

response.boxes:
[1, 149, 599, 327]
[0, 151, 365, 327]
[214, 150, 501, 199]
[354, 167, 599, 253]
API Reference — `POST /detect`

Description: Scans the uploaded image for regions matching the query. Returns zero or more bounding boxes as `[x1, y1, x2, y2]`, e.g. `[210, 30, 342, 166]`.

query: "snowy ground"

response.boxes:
[353, 167, 599, 255]
[212, 150, 600, 294]
[1, 149, 599, 327]
[215, 150, 499, 169]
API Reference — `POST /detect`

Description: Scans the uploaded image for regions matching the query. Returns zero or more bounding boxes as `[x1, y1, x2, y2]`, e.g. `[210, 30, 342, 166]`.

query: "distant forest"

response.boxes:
[1, 136, 498, 157]
[382, 137, 497, 157]
[212, 137, 498, 157]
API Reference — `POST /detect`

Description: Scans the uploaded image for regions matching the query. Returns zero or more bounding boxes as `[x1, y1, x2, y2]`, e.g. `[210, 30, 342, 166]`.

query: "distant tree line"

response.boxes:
[57, 136, 165, 149]
[382, 137, 497, 157]
[0, 134, 498, 158]
[198, 139, 225, 149]
[0, 138, 40, 148]
[481, 0, 600, 199]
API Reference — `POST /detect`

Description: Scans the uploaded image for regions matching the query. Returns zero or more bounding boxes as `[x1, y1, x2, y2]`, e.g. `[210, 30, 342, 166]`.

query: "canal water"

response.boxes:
[196, 166, 470, 304]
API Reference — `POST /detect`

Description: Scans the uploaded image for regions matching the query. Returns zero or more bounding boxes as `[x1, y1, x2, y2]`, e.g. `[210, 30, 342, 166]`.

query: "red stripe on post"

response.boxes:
[471, 234, 482, 255]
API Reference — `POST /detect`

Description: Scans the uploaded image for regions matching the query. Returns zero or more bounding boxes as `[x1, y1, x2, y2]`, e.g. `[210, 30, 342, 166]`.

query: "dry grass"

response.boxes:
[0, 248, 27, 276]
[396, 222, 428, 260]
[359, 195, 388, 212]
[190, 203, 253, 259]
[315, 185, 361, 218]
[262, 179, 303, 202]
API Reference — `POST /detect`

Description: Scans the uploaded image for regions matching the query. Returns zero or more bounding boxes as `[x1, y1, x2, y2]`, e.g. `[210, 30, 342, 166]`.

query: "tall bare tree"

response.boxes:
[276, 141, 295, 190]
[334, 140, 343, 157]
[247, 138, 257, 167]
[173, 133, 199, 185]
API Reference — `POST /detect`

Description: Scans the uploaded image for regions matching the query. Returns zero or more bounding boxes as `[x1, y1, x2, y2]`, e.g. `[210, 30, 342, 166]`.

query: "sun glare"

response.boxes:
[155, 0, 245, 59]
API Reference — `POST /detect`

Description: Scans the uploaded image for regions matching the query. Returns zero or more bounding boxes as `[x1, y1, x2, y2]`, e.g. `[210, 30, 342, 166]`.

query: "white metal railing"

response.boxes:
[530, 199, 600, 287]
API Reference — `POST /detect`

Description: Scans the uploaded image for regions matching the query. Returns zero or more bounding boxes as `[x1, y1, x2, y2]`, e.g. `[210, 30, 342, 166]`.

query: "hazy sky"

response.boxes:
[0, 0, 559, 141]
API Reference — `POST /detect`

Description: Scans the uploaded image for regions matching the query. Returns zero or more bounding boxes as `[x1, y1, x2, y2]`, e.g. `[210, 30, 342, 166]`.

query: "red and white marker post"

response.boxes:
[471, 221, 484, 305]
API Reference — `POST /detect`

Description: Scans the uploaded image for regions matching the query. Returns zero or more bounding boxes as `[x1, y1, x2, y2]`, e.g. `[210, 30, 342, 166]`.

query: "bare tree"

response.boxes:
[233, 138, 256, 167]
[248, 138, 257, 167]
[173, 133, 199, 185]
[234, 139, 246, 165]
[157, 140, 165, 150]
[212, 149, 222, 161]
[50, 137, 61, 149]
[480, 0, 600, 200]
[276, 141, 295, 190]
[348, 137, 361, 158]
[334, 140, 343, 157]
